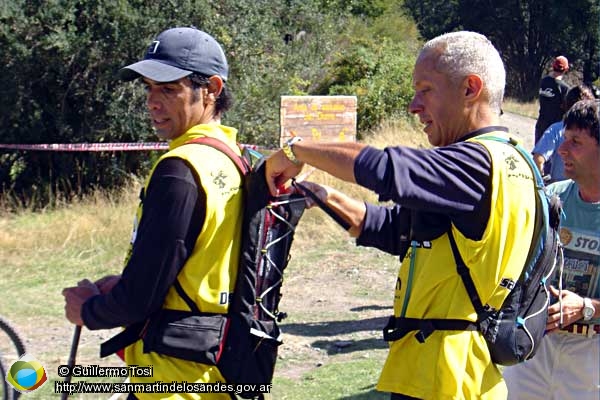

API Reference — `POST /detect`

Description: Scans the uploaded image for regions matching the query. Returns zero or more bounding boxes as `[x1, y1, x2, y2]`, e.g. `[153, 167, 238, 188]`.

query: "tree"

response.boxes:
[0, 0, 426, 207]
[316, 36, 416, 134]
[404, 0, 600, 99]
[314, 0, 420, 134]
[0, 0, 163, 202]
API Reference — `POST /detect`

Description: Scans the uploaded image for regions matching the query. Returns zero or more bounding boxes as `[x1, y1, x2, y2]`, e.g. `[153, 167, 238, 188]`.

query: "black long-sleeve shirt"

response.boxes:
[82, 158, 206, 329]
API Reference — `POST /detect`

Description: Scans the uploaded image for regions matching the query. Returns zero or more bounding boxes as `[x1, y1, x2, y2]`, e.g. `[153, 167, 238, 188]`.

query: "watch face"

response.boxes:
[583, 298, 595, 320]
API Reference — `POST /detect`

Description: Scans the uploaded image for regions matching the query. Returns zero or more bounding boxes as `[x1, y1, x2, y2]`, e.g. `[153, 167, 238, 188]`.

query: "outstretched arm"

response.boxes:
[295, 181, 366, 237]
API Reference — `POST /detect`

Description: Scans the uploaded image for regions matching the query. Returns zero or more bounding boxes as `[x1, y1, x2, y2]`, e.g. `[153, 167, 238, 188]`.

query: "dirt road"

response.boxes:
[500, 111, 536, 151]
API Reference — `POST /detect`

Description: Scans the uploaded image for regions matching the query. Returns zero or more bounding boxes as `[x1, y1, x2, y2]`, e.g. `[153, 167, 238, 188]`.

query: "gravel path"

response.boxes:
[500, 112, 536, 151]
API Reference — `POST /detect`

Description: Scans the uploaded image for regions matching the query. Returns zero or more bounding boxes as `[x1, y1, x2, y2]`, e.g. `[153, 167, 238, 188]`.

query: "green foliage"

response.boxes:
[327, 40, 414, 133]
[209, 0, 346, 145]
[0, 0, 421, 206]
[403, 0, 600, 99]
[0, 0, 169, 203]
[318, 4, 418, 138]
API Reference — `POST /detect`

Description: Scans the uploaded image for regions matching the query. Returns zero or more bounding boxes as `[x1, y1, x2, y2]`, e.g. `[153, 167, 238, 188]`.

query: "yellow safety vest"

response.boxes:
[377, 132, 537, 399]
[124, 124, 243, 400]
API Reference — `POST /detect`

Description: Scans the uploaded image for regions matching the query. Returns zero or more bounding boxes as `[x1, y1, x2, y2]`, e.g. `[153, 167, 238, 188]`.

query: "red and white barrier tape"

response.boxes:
[0, 142, 265, 152]
[0, 142, 168, 151]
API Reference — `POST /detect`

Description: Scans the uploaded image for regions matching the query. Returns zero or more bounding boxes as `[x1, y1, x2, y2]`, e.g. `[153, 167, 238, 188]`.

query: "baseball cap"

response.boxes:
[119, 27, 228, 82]
[552, 56, 569, 72]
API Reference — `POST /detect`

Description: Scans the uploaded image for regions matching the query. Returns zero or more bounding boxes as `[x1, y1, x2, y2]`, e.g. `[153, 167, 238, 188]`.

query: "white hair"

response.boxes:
[421, 31, 506, 115]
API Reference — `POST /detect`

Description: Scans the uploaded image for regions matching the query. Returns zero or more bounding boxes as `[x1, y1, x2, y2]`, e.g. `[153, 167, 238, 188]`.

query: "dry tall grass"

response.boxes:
[0, 183, 139, 319]
[503, 97, 539, 119]
[0, 121, 429, 399]
[0, 120, 427, 271]
[0, 120, 429, 306]
[0, 184, 141, 399]
[0, 119, 428, 277]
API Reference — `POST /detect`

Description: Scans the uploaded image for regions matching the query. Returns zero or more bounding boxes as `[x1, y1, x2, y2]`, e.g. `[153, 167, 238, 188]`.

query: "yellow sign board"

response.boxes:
[280, 95, 357, 146]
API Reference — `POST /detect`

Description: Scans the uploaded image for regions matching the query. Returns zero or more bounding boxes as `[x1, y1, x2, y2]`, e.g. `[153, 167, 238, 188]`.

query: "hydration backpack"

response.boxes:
[462, 136, 562, 365]
[195, 138, 306, 396]
[101, 137, 306, 398]
[381, 136, 562, 366]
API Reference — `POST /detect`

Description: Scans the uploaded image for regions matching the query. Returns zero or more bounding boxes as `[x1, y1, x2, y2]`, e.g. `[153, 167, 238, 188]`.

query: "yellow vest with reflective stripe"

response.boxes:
[377, 132, 537, 399]
[124, 124, 243, 399]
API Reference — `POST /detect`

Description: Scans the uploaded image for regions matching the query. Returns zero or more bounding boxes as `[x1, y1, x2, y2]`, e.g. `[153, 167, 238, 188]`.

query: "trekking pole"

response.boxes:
[61, 325, 82, 400]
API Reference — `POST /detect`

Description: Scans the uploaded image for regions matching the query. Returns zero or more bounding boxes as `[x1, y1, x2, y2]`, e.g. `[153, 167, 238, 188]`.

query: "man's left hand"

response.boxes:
[545, 285, 585, 333]
[62, 279, 101, 326]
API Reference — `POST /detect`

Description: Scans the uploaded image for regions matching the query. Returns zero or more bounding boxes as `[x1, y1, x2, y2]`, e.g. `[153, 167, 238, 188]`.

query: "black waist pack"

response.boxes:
[141, 278, 284, 393]
[142, 308, 228, 365]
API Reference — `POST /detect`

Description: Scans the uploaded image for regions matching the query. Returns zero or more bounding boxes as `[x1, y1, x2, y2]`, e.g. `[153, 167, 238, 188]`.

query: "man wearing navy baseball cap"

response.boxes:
[119, 26, 229, 83]
[63, 27, 245, 399]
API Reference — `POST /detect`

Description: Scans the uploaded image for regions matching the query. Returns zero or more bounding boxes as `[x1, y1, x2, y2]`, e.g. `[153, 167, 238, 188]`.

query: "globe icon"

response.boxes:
[15, 366, 38, 389]
[6, 354, 48, 393]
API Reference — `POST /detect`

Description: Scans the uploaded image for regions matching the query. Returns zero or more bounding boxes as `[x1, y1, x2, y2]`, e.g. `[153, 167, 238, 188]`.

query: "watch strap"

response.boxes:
[282, 136, 303, 164]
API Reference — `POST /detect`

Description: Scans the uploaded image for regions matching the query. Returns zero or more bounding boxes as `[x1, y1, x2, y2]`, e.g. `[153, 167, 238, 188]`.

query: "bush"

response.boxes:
[318, 36, 416, 136]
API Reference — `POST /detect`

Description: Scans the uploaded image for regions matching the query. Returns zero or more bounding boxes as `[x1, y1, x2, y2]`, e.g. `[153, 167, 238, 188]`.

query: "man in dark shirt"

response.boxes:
[62, 27, 243, 399]
[266, 31, 539, 399]
[535, 55, 571, 144]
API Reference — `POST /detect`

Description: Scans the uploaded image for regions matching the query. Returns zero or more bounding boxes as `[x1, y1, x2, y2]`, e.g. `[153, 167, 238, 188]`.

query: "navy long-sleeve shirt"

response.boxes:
[354, 127, 503, 256]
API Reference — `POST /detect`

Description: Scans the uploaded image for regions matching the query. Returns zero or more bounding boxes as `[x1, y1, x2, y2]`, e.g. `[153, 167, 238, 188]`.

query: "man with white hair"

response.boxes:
[265, 31, 539, 399]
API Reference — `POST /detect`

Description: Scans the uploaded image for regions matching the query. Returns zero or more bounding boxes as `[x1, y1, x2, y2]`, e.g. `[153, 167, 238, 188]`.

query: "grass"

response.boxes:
[503, 97, 538, 119]
[0, 119, 428, 399]
[0, 107, 540, 398]
[273, 359, 389, 400]
[0, 188, 136, 399]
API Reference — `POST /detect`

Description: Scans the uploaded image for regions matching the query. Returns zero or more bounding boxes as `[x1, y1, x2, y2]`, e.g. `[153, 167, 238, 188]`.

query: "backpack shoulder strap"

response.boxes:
[185, 136, 250, 176]
[447, 230, 487, 316]
[454, 135, 548, 315]
[173, 279, 202, 313]
[383, 136, 556, 345]
[476, 135, 544, 187]
[172, 136, 251, 308]
[100, 137, 248, 358]
[476, 135, 549, 279]
[292, 180, 352, 231]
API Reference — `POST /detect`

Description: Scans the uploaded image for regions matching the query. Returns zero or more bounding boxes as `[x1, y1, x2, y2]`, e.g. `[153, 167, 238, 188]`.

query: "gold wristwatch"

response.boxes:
[282, 136, 303, 164]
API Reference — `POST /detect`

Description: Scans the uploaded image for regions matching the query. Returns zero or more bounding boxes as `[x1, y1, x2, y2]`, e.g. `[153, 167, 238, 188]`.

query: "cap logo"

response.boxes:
[149, 41, 160, 54]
